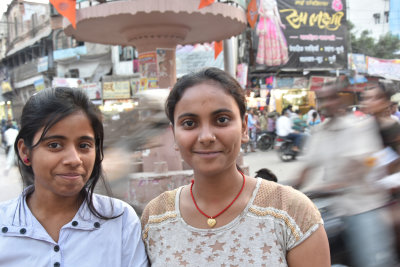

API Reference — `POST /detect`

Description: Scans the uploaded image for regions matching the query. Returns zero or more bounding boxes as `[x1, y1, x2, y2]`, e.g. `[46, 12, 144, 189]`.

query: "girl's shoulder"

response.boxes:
[90, 193, 140, 221]
[252, 180, 322, 232]
[140, 187, 180, 227]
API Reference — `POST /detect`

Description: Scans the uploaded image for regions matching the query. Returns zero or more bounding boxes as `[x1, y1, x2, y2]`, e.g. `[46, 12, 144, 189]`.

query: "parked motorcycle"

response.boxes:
[275, 136, 298, 162]
[256, 131, 276, 151]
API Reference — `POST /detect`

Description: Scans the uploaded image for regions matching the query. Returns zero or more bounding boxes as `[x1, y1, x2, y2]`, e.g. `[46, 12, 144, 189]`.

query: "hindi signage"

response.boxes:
[257, 0, 347, 69]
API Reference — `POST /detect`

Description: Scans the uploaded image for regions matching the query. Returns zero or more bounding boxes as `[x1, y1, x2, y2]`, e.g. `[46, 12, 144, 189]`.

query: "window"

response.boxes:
[384, 11, 389, 23]
[119, 46, 135, 61]
[373, 13, 381, 24]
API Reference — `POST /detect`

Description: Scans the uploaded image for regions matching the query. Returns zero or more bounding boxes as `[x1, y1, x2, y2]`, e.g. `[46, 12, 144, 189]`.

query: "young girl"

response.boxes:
[141, 68, 330, 266]
[0, 87, 148, 266]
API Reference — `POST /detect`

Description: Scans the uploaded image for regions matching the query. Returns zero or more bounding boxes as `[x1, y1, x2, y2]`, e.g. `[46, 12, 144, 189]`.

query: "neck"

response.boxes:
[27, 188, 83, 216]
[191, 166, 244, 203]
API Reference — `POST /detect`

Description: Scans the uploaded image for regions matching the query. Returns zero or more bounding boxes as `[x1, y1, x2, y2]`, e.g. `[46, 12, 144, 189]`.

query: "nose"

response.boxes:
[198, 125, 216, 145]
[62, 145, 83, 167]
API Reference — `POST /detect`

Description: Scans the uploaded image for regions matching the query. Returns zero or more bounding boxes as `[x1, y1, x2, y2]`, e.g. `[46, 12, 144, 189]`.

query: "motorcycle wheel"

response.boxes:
[278, 142, 295, 162]
[257, 135, 273, 151]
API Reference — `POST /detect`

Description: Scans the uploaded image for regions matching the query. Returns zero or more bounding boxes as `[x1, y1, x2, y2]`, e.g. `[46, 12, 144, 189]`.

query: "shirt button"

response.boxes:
[94, 222, 100, 228]
[54, 262, 60, 267]
[54, 245, 60, 252]
[1, 227, 8, 233]
[71, 221, 78, 227]
[20, 228, 26, 234]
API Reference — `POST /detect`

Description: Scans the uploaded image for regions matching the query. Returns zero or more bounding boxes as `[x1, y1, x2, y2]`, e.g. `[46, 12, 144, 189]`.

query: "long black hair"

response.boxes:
[14, 87, 117, 220]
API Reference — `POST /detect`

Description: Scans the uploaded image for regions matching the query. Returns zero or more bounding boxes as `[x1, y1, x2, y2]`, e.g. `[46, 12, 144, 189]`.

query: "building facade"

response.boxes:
[347, 0, 391, 39]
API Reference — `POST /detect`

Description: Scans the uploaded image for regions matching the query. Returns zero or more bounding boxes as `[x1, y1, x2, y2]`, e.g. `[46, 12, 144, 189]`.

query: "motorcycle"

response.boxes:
[275, 136, 298, 162]
[256, 131, 276, 151]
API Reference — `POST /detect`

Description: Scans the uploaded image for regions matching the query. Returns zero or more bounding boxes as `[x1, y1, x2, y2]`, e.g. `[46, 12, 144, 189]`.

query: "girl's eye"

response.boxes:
[48, 142, 61, 149]
[181, 120, 196, 128]
[217, 116, 230, 125]
[79, 143, 93, 149]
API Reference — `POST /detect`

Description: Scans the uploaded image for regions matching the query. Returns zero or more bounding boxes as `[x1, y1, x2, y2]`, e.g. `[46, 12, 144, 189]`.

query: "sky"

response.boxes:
[0, 0, 49, 15]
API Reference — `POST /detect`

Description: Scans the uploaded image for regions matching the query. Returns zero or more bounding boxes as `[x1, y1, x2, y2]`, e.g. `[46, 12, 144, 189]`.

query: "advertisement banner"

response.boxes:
[52, 77, 84, 88]
[256, 0, 347, 69]
[275, 77, 309, 89]
[176, 44, 224, 78]
[1, 81, 12, 93]
[139, 52, 158, 78]
[348, 53, 367, 73]
[156, 48, 174, 87]
[309, 76, 337, 91]
[130, 78, 140, 95]
[34, 78, 45, 91]
[367, 57, 400, 81]
[37, 56, 48, 73]
[80, 83, 102, 100]
[102, 81, 130, 99]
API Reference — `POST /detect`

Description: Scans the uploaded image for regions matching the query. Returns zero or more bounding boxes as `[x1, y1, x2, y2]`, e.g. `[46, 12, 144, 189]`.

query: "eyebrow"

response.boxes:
[177, 108, 233, 120]
[41, 135, 96, 142]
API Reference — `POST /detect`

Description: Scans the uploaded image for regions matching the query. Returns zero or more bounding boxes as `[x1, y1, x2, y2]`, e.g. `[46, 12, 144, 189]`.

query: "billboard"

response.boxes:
[256, 0, 347, 69]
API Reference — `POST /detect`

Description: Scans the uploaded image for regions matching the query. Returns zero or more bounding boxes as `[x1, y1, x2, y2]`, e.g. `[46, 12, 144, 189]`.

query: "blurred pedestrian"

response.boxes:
[0, 87, 149, 266]
[390, 101, 400, 122]
[3, 123, 18, 176]
[141, 67, 330, 266]
[276, 108, 304, 152]
[267, 110, 278, 132]
[293, 82, 398, 267]
[246, 108, 257, 152]
[259, 109, 268, 132]
[308, 111, 321, 127]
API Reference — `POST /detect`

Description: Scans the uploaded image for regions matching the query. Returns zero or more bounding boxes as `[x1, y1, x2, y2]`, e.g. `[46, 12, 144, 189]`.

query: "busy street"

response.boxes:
[1, 0, 400, 266]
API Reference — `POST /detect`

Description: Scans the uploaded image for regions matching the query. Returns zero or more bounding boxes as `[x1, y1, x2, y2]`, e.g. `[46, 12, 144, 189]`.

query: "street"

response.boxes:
[0, 148, 305, 203]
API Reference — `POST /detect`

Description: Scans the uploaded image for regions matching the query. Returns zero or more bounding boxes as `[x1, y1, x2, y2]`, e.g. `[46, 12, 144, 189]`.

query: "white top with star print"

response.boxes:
[141, 178, 323, 266]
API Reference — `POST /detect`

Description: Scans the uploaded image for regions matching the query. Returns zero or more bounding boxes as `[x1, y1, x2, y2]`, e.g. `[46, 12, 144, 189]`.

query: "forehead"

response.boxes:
[175, 83, 238, 113]
[40, 112, 94, 136]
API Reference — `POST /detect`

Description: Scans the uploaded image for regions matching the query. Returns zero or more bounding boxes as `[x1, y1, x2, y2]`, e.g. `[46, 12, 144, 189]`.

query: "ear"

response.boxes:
[17, 138, 31, 166]
[241, 115, 249, 144]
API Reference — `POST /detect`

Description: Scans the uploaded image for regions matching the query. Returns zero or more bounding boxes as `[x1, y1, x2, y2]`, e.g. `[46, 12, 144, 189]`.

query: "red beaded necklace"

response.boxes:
[190, 171, 246, 228]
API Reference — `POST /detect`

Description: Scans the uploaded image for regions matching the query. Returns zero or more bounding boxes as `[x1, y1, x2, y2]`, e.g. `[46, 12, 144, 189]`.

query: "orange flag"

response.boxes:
[198, 0, 215, 9]
[247, 0, 258, 28]
[214, 41, 223, 59]
[50, 0, 76, 29]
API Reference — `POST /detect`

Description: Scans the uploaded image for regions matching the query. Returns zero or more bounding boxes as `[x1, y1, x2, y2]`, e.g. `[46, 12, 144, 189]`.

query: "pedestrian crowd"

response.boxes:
[0, 68, 399, 267]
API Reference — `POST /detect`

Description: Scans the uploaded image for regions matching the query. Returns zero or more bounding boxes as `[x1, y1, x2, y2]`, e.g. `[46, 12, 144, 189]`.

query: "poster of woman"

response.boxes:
[256, 0, 289, 66]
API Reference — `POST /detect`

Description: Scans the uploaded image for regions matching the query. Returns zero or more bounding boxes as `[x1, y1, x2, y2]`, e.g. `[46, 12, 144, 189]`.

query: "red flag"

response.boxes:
[198, 0, 215, 9]
[247, 0, 258, 29]
[214, 41, 223, 59]
[50, 0, 76, 29]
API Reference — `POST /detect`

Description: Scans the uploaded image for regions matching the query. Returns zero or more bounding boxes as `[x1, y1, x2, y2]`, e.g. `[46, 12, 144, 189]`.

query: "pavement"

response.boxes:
[0, 147, 306, 203]
[242, 148, 306, 185]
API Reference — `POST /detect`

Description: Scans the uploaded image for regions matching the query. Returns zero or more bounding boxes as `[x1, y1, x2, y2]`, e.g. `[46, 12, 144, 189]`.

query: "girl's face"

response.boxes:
[173, 82, 248, 176]
[18, 111, 96, 199]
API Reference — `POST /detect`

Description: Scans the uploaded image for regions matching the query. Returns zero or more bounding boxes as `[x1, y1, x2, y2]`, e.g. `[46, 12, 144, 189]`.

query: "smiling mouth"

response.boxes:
[58, 174, 82, 180]
[193, 151, 221, 156]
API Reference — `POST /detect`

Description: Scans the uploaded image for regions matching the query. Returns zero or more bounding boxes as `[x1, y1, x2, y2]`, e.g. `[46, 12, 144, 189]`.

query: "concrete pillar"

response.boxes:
[223, 37, 237, 77]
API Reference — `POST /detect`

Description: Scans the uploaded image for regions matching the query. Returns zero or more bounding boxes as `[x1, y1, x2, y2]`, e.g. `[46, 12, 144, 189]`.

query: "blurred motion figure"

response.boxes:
[293, 82, 398, 267]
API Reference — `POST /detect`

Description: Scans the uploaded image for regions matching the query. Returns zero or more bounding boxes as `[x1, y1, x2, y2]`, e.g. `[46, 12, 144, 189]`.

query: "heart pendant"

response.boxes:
[207, 218, 216, 228]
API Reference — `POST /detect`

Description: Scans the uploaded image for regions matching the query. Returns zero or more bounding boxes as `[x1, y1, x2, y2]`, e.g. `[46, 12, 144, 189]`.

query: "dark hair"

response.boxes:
[165, 67, 246, 125]
[14, 87, 116, 220]
[312, 111, 318, 119]
[255, 168, 278, 182]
